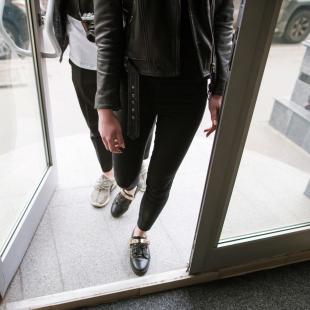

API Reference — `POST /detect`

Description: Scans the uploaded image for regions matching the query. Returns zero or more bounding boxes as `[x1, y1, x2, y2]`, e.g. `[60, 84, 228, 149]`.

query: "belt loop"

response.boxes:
[127, 60, 140, 139]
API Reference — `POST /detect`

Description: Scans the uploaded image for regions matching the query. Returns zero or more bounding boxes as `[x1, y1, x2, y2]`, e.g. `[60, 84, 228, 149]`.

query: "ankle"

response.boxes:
[103, 169, 114, 180]
[133, 225, 146, 238]
[124, 186, 137, 197]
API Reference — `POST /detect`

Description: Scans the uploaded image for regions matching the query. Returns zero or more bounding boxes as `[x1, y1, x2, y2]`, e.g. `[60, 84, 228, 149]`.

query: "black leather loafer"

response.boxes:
[111, 190, 135, 218]
[129, 235, 150, 276]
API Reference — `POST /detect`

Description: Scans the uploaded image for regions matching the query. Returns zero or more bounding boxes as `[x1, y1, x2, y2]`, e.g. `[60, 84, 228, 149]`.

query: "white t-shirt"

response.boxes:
[66, 15, 97, 71]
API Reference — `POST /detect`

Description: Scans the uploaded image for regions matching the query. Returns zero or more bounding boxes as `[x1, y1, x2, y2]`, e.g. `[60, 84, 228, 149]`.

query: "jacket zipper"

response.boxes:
[188, 0, 204, 76]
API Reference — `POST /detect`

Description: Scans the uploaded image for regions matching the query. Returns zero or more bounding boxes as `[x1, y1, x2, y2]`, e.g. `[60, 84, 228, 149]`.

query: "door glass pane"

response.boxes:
[220, 0, 310, 242]
[0, 1, 48, 253]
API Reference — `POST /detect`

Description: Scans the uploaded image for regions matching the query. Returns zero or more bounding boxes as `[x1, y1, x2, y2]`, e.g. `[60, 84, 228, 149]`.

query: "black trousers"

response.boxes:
[114, 75, 209, 231]
[70, 60, 153, 172]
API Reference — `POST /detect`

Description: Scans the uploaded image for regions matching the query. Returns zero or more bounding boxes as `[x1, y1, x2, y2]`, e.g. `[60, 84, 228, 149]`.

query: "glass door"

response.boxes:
[0, 0, 59, 296]
[190, 0, 310, 273]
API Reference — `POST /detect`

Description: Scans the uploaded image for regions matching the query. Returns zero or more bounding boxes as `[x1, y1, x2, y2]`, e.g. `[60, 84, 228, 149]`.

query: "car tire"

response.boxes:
[283, 9, 310, 44]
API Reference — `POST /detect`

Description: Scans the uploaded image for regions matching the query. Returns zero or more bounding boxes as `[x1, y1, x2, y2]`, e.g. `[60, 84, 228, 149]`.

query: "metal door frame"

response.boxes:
[0, 0, 58, 297]
[189, 0, 310, 274]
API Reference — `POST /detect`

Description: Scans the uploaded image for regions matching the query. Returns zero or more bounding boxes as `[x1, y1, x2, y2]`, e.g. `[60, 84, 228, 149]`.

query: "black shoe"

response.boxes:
[111, 190, 135, 218]
[129, 234, 151, 276]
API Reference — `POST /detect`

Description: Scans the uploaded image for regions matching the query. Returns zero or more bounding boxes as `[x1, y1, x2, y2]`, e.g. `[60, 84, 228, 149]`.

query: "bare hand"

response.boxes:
[98, 109, 125, 153]
[204, 94, 223, 137]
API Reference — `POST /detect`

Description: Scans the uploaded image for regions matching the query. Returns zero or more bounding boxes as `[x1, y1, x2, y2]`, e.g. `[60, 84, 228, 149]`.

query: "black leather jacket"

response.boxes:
[53, 0, 94, 61]
[94, 0, 234, 110]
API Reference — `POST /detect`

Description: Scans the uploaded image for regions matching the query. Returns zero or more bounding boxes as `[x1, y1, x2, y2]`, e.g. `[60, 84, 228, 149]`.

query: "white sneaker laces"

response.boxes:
[95, 175, 114, 190]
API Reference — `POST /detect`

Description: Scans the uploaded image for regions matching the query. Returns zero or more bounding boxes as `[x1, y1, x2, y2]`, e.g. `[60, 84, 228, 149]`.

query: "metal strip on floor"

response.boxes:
[4, 250, 310, 310]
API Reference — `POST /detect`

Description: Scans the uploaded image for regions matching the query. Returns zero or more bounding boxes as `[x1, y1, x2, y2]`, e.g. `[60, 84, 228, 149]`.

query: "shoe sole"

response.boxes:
[91, 197, 110, 208]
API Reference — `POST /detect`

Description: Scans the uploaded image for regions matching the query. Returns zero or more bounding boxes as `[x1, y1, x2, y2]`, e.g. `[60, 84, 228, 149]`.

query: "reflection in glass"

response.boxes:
[0, 1, 47, 253]
[220, 1, 310, 242]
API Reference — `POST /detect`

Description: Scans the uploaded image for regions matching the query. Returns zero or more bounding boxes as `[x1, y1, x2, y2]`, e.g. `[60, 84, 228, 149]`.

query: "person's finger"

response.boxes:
[107, 138, 117, 153]
[116, 130, 125, 149]
[111, 146, 122, 154]
[210, 107, 218, 127]
[112, 137, 119, 148]
[113, 144, 123, 153]
[113, 145, 123, 154]
[205, 124, 216, 137]
[204, 126, 213, 132]
[102, 137, 109, 151]
[207, 127, 216, 137]
[108, 137, 123, 154]
[204, 122, 216, 133]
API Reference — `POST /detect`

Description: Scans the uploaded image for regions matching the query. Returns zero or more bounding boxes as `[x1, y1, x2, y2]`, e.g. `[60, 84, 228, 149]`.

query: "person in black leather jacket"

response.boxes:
[94, 0, 234, 276]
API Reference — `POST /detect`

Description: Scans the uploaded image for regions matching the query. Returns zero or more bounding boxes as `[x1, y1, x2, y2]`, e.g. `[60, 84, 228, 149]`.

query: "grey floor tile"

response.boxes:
[146, 220, 186, 273]
[1, 269, 23, 304]
[158, 138, 208, 263]
[49, 196, 129, 291]
[55, 136, 102, 190]
[19, 208, 64, 300]
[50, 186, 93, 208]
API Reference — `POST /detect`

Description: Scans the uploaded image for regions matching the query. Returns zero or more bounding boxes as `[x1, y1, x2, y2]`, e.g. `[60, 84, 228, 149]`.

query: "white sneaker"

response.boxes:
[91, 175, 116, 208]
[138, 162, 148, 192]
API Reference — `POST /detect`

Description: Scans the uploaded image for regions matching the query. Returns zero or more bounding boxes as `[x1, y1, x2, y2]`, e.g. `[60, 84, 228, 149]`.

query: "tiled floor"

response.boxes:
[1, 133, 211, 305]
[2, 127, 310, 307]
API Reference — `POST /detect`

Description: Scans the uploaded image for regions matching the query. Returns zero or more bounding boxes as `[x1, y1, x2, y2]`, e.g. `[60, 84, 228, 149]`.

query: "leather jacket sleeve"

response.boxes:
[94, 0, 124, 110]
[213, 0, 234, 96]
[53, 0, 68, 61]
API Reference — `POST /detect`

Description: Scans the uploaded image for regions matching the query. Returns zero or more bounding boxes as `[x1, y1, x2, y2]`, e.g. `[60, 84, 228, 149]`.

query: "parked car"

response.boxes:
[0, 0, 29, 59]
[276, 0, 310, 43]
[234, 0, 310, 44]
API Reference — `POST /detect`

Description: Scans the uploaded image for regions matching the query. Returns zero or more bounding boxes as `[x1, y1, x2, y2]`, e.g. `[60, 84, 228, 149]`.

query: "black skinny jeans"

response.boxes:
[114, 75, 209, 231]
[70, 60, 153, 172]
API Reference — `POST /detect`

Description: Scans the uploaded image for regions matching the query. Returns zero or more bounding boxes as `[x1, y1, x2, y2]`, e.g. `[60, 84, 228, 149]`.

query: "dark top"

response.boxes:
[66, 0, 80, 20]
[141, 0, 204, 85]
[66, 0, 94, 20]
[179, 0, 202, 79]
[139, 0, 208, 105]
[66, 0, 202, 80]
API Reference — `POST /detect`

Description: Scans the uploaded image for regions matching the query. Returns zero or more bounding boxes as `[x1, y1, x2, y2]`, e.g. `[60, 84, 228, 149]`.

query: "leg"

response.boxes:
[110, 122, 155, 218]
[137, 86, 208, 231]
[70, 60, 115, 207]
[112, 75, 157, 190]
[129, 80, 207, 276]
[110, 76, 157, 217]
[70, 60, 112, 173]
[112, 121, 155, 190]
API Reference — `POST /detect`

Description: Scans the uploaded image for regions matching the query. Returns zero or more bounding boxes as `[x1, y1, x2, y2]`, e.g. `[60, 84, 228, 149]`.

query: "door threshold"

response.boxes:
[4, 251, 310, 310]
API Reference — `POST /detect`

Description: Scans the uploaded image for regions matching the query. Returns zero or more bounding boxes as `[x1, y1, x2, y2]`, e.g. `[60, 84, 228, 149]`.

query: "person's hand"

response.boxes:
[97, 109, 125, 153]
[204, 94, 223, 137]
